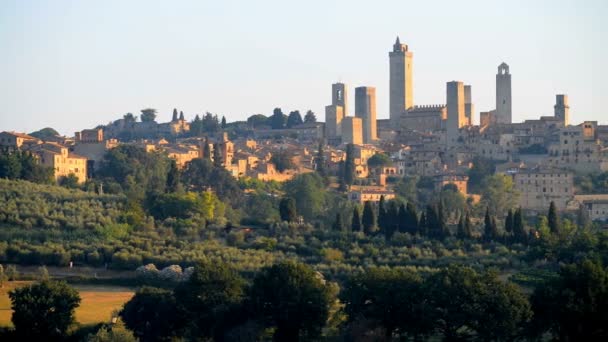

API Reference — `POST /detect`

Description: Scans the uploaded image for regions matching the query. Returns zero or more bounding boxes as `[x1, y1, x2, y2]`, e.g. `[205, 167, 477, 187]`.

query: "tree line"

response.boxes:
[3, 258, 608, 341]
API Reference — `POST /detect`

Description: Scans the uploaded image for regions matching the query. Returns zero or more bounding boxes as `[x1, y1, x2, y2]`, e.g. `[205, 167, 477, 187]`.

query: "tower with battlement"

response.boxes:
[389, 36, 413, 127]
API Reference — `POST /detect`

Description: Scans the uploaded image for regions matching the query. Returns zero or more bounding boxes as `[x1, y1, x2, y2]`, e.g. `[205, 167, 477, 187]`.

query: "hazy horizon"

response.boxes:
[1, 0, 607, 136]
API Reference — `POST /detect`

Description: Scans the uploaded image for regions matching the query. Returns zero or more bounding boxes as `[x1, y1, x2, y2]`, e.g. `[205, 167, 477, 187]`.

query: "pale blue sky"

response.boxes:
[1, 0, 606, 135]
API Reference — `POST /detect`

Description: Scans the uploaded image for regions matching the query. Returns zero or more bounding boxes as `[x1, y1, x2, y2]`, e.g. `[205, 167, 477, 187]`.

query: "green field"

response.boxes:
[0, 281, 134, 327]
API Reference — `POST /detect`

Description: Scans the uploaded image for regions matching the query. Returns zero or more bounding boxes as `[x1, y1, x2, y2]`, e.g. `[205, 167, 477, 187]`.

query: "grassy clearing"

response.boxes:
[0, 281, 134, 327]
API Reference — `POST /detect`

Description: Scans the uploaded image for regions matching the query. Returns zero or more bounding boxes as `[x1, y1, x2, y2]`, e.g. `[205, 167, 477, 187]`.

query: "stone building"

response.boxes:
[355, 86, 377, 144]
[29, 142, 87, 183]
[0, 131, 40, 151]
[434, 173, 469, 194]
[348, 188, 396, 204]
[401, 105, 446, 132]
[389, 36, 413, 126]
[341, 117, 363, 145]
[513, 168, 574, 211]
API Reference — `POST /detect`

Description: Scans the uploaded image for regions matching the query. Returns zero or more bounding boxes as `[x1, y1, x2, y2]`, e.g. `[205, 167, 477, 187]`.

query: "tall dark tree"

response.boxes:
[140, 108, 157, 122]
[304, 110, 316, 123]
[221, 115, 227, 129]
[9, 280, 81, 340]
[270, 108, 286, 129]
[166, 160, 181, 193]
[213, 143, 223, 167]
[427, 204, 449, 240]
[286, 110, 303, 128]
[0, 151, 22, 179]
[279, 197, 297, 222]
[191, 115, 203, 136]
[457, 214, 466, 239]
[179, 110, 184, 121]
[484, 207, 498, 242]
[314, 142, 326, 177]
[352, 207, 362, 232]
[385, 200, 399, 240]
[403, 202, 419, 234]
[203, 137, 211, 159]
[121, 287, 183, 342]
[426, 265, 532, 341]
[513, 207, 527, 244]
[362, 201, 376, 235]
[378, 195, 388, 232]
[172, 108, 178, 122]
[343, 143, 355, 187]
[174, 260, 245, 340]
[418, 211, 428, 236]
[505, 209, 514, 234]
[397, 203, 408, 233]
[547, 201, 561, 234]
[530, 259, 608, 340]
[203, 112, 220, 132]
[123, 112, 137, 122]
[249, 262, 336, 342]
[342, 268, 432, 340]
[333, 212, 344, 232]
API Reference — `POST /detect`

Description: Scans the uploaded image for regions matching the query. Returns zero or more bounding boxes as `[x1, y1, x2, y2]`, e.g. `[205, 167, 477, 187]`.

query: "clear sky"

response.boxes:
[1, 0, 606, 135]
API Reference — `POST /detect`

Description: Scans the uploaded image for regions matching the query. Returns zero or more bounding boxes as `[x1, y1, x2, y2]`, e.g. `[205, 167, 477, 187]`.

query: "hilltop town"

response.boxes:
[2, 37, 607, 222]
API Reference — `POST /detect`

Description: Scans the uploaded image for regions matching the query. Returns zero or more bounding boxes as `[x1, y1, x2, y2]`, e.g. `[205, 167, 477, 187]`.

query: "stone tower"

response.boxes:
[464, 85, 473, 126]
[496, 62, 512, 124]
[554, 94, 570, 126]
[325, 83, 347, 143]
[446, 81, 466, 147]
[389, 36, 413, 126]
[332, 83, 348, 115]
[355, 86, 377, 144]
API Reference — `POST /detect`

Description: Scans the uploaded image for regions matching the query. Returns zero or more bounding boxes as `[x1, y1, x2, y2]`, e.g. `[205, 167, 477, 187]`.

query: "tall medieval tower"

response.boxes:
[495, 62, 512, 124]
[389, 37, 413, 126]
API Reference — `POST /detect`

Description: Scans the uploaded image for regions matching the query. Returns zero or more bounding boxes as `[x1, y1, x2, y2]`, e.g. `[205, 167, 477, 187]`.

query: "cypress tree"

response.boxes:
[418, 211, 428, 236]
[343, 143, 355, 186]
[362, 201, 376, 235]
[547, 201, 561, 234]
[332, 213, 344, 232]
[505, 209, 514, 234]
[203, 138, 211, 160]
[385, 201, 399, 240]
[426, 205, 439, 239]
[165, 160, 181, 193]
[212, 143, 223, 167]
[398, 203, 407, 233]
[513, 208, 526, 244]
[484, 207, 494, 242]
[457, 214, 466, 239]
[221, 116, 227, 129]
[279, 197, 297, 222]
[172, 108, 178, 122]
[352, 207, 362, 232]
[315, 142, 326, 177]
[378, 196, 387, 232]
[405, 202, 418, 235]
[179, 110, 184, 121]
